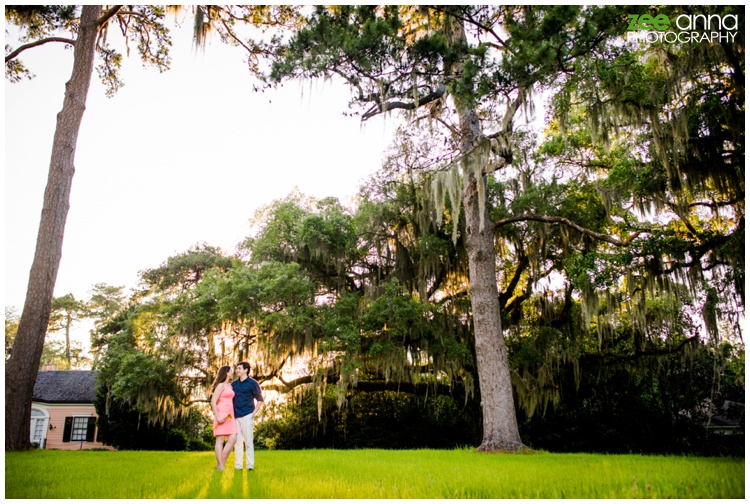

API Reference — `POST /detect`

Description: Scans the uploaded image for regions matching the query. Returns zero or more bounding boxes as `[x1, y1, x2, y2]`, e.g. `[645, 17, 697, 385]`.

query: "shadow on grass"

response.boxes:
[171, 464, 267, 499]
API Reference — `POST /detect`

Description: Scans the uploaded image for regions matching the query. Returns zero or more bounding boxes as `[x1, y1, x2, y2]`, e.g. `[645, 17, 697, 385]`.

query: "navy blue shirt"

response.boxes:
[232, 377, 263, 418]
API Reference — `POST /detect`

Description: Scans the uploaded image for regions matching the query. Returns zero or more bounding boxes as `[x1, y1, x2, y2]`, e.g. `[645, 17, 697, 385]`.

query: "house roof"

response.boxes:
[33, 370, 98, 404]
[706, 400, 744, 429]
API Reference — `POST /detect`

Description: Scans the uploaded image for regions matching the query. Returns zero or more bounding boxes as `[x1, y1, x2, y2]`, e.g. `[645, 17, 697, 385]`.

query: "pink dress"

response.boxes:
[213, 384, 237, 436]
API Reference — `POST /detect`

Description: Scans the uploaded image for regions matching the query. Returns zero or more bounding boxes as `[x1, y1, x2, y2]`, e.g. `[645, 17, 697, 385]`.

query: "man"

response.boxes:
[232, 361, 264, 470]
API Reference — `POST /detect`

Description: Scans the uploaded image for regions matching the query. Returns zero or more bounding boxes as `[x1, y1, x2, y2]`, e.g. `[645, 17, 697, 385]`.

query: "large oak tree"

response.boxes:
[261, 5, 628, 451]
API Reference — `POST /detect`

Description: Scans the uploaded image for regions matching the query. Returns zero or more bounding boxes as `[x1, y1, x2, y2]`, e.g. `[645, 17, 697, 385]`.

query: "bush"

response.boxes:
[187, 438, 213, 451]
[165, 429, 189, 451]
[517, 344, 746, 456]
[255, 387, 481, 449]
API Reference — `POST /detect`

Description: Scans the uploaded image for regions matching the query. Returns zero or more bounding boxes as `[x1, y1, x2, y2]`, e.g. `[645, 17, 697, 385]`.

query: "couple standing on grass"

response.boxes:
[210, 362, 264, 471]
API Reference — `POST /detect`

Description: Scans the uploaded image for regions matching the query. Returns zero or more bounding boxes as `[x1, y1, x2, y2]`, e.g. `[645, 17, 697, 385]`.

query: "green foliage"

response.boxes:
[270, 6, 410, 85]
[94, 341, 210, 451]
[533, 4, 744, 379]
[38, 339, 88, 370]
[95, 306, 195, 429]
[3, 291, 92, 370]
[44, 293, 90, 369]
[140, 243, 232, 292]
[501, 6, 625, 87]
[361, 279, 429, 354]
[519, 342, 745, 457]
[187, 437, 212, 452]
[246, 194, 360, 295]
[213, 261, 317, 339]
[316, 292, 361, 362]
[5, 307, 19, 363]
[87, 283, 127, 354]
[165, 428, 189, 451]
[5, 6, 78, 36]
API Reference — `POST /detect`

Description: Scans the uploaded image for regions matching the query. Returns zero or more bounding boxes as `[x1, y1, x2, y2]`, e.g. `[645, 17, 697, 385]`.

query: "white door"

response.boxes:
[30, 408, 48, 447]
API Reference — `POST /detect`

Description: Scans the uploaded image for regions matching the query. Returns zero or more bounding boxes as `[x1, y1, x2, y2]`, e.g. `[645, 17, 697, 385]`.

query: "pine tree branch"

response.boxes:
[361, 85, 446, 120]
[218, 15, 253, 54]
[5, 37, 76, 63]
[5, 6, 122, 64]
[98, 5, 123, 27]
[435, 6, 509, 52]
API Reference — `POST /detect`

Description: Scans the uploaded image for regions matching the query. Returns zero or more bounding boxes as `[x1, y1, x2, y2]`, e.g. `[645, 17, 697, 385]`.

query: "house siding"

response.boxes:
[32, 402, 113, 450]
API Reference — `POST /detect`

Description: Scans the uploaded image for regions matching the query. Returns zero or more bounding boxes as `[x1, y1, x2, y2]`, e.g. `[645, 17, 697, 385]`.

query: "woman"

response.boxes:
[210, 365, 238, 470]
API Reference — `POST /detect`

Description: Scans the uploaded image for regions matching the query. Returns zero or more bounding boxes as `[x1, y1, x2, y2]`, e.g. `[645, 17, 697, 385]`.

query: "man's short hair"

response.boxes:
[237, 361, 251, 373]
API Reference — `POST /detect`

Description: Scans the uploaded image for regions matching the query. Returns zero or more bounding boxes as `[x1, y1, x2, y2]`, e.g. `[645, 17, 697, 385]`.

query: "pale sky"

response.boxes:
[4, 18, 397, 339]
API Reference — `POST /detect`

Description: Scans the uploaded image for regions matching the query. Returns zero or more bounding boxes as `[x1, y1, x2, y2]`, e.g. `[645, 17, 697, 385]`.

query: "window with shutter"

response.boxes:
[62, 416, 97, 444]
[70, 417, 89, 441]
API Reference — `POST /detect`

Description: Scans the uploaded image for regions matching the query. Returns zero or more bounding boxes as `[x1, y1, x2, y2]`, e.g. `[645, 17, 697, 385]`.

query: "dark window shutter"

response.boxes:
[86, 417, 96, 442]
[62, 417, 73, 442]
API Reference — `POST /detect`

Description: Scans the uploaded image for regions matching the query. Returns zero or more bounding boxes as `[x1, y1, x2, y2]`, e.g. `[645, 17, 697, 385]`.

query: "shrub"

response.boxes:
[255, 387, 480, 449]
[165, 429, 188, 451]
[187, 438, 212, 451]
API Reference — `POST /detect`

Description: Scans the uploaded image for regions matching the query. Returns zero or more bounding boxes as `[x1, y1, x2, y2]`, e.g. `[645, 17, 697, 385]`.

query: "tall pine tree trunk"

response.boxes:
[462, 170, 524, 452]
[447, 13, 524, 452]
[5, 5, 101, 450]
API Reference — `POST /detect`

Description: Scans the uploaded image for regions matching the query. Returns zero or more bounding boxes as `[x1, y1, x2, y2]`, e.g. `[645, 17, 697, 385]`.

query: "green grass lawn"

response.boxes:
[4, 448, 744, 499]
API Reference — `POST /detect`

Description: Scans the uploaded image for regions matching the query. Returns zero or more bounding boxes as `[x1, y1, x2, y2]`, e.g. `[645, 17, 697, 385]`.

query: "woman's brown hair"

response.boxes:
[211, 365, 231, 392]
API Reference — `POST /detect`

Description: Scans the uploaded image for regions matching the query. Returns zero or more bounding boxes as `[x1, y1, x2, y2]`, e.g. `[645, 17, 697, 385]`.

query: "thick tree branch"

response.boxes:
[361, 85, 446, 120]
[498, 254, 529, 308]
[264, 374, 317, 393]
[5, 37, 76, 63]
[495, 214, 646, 246]
[688, 198, 742, 209]
[663, 199, 701, 241]
[354, 379, 463, 398]
[582, 336, 700, 363]
[487, 92, 525, 138]
[265, 372, 465, 399]
[98, 5, 123, 27]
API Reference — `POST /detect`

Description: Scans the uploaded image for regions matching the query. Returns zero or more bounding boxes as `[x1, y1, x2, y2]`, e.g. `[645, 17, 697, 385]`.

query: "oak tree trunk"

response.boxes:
[5, 5, 101, 450]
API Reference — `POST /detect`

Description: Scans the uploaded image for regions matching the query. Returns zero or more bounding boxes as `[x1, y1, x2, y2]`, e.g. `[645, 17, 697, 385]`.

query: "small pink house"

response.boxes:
[31, 370, 113, 450]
